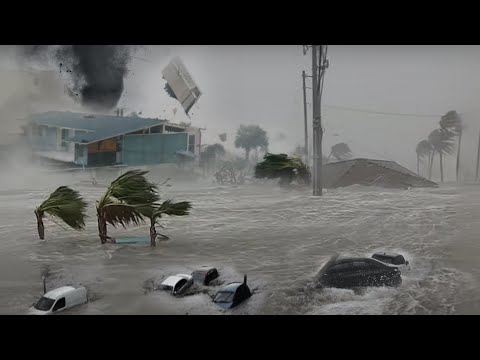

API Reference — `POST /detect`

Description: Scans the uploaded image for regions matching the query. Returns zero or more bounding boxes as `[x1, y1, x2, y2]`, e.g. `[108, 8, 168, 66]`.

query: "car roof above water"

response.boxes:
[161, 274, 191, 287]
[192, 267, 216, 274]
[44, 286, 77, 300]
[219, 282, 243, 292]
[332, 257, 393, 267]
[334, 257, 372, 264]
[373, 252, 402, 258]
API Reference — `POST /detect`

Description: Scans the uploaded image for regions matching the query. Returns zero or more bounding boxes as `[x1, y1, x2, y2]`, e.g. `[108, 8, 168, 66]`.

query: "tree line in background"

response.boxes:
[198, 124, 270, 183]
[34, 170, 191, 247]
[416, 110, 462, 182]
[200, 122, 354, 186]
[293, 142, 353, 164]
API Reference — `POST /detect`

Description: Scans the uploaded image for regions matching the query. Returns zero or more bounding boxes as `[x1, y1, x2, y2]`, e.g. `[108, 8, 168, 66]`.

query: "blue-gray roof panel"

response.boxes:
[29, 111, 167, 144]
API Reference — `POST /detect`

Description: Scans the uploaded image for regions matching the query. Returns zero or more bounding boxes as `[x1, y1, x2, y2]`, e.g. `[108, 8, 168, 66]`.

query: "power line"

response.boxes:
[324, 105, 442, 118]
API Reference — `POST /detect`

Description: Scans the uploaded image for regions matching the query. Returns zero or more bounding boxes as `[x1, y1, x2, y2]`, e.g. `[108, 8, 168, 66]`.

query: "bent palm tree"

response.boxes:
[255, 153, 311, 186]
[34, 186, 87, 240]
[96, 170, 158, 244]
[428, 129, 456, 182]
[327, 143, 352, 162]
[415, 140, 433, 176]
[139, 200, 192, 246]
[439, 111, 462, 182]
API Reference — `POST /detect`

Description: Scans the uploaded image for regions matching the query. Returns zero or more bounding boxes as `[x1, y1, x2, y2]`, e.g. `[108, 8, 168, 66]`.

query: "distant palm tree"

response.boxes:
[235, 125, 269, 161]
[96, 170, 158, 244]
[415, 140, 433, 176]
[428, 129, 456, 182]
[34, 186, 87, 240]
[439, 111, 462, 182]
[202, 143, 226, 173]
[327, 143, 352, 162]
[139, 200, 192, 246]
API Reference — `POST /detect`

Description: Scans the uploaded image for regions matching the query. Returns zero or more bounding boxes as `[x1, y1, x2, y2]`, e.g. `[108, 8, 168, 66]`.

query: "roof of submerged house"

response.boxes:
[29, 111, 168, 144]
[323, 158, 438, 189]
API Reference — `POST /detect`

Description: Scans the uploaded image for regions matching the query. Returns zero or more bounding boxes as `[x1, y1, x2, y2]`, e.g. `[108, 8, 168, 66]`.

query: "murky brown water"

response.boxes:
[1, 168, 479, 315]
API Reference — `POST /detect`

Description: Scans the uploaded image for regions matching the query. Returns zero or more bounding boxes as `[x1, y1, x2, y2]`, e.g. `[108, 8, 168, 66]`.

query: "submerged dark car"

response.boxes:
[372, 252, 409, 266]
[191, 267, 219, 286]
[318, 257, 402, 289]
[213, 275, 251, 309]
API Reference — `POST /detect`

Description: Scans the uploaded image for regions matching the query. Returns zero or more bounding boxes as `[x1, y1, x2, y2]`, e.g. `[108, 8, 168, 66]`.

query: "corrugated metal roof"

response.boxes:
[29, 111, 167, 144]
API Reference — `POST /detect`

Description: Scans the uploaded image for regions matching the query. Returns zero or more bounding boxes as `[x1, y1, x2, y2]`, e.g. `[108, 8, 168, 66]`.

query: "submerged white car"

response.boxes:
[29, 286, 88, 315]
[158, 274, 193, 296]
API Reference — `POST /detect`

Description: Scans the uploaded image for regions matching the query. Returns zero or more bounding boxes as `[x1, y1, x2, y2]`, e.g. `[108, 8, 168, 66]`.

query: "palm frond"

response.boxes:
[440, 110, 462, 134]
[255, 153, 311, 184]
[156, 200, 192, 217]
[36, 186, 87, 231]
[101, 203, 145, 228]
[416, 139, 433, 158]
[429, 129, 456, 155]
[136, 204, 155, 219]
[108, 169, 159, 205]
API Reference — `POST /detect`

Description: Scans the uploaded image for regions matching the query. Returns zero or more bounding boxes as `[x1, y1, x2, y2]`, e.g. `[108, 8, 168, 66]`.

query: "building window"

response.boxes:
[61, 129, 69, 149]
[188, 134, 195, 154]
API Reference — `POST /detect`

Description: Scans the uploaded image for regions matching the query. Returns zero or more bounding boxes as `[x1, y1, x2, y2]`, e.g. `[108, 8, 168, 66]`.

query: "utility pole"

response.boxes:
[307, 45, 329, 196]
[302, 71, 309, 165]
[476, 129, 480, 181]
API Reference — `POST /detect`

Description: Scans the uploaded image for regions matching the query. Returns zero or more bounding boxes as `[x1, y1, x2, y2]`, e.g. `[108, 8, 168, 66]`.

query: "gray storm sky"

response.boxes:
[3, 45, 480, 177]
[121, 45, 480, 175]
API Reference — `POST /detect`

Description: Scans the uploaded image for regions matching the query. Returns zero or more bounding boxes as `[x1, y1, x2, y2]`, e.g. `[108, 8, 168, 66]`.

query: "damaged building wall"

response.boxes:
[122, 133, 188, 166]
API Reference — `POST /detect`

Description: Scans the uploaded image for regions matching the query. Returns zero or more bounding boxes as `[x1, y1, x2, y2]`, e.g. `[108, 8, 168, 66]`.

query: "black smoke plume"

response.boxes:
[20, 45, 132, 111]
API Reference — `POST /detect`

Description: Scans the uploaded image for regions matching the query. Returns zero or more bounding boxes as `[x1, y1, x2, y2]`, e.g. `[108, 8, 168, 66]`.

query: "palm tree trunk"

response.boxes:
[97, 211, 108, 244]
[417, 154, 420, 176]
[456, 131, 462, 182]
[439, 152, 444, 183]
[254, 148, 258, 163]
[150, 219, 157, 247]
[429, 152, 435, 180]
[35, 210, 45, 240]
[245, 148, 250, 161]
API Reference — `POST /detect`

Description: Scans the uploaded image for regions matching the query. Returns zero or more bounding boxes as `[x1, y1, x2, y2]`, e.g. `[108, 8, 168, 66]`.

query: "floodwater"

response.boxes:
[1, 168, 480, 315]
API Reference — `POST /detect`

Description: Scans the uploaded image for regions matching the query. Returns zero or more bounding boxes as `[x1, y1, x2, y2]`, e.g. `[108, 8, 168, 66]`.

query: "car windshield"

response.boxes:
[374, 255, 393, 264]
[192, 273, 206, 282]
[214, 291, 234, 303]
[159, 285, 173, 292]
[34, 296, 55, 311]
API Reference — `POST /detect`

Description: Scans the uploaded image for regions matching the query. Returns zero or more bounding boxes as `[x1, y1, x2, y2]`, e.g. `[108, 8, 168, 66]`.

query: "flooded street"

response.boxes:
[1, 170, 479, 315]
